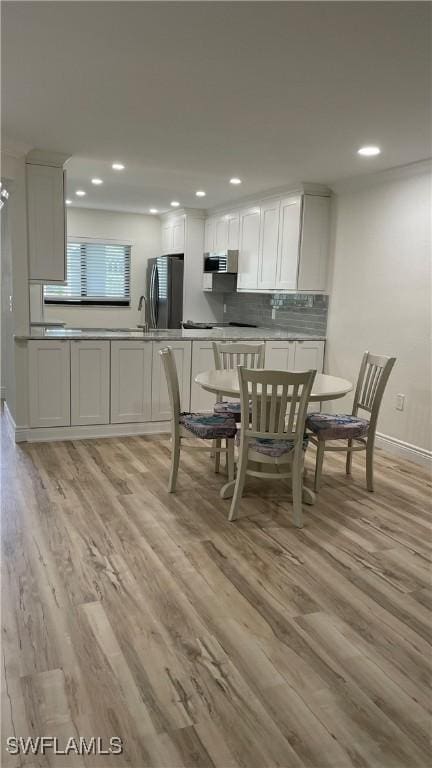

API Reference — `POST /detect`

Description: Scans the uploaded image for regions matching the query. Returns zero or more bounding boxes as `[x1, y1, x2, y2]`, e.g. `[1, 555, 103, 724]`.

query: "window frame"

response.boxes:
[44, 236, 132, 307]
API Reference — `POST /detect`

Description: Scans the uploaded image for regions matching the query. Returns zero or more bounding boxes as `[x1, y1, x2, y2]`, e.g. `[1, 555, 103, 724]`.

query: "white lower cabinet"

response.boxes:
[264, 340, 296, 370]
[29, 340, 71, 428]
[265, 340, 325, 412]
[111, 341, 152, 423]
[151, 341, 192, 421]
[190, 342, 217, 412]
[70, 341, 110, 426]
[294, 340, 325, 372]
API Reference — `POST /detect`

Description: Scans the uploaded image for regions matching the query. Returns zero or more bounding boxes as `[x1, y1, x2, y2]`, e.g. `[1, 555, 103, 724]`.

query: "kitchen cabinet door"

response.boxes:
[161, 225, 173, 254]
[29, 340, 70, 427]
[237, 206, 261, 290]
[111, 341, 152, 423]
[27, 164, 66, 282]
[204, 218, 215, 252]
[190, 342, 217, 412]
[152, 341, 192, 421]
[276, 195, 301, 290]
[265, 341, 296, 371]
[214, 217, 228, 252]
[70, 341, 110, 426]
[258, 198, 280, 290]
[294, 340, 325, 412]
[227, 213, 240, 250]
[294, 340, 324, 373]
[172, 218, 185, 253]
[298, 195, 330, 291]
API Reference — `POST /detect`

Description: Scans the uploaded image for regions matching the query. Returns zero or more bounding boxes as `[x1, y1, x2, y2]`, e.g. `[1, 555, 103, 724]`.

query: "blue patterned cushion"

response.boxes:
[213, 400, 251, 423]
[306, 413, 370, 441]
[235, 430, 309, 457]
[180, 412, 237, 439]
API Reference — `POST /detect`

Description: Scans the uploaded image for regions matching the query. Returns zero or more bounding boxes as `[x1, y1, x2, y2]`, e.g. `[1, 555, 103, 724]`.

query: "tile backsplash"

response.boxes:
[223, 293, 328, 335]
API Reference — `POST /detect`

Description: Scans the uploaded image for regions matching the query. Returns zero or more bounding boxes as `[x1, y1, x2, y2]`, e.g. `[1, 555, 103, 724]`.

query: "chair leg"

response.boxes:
[214, 439, 221, 473]
[168, 434, 181, 493]
[291, 451, 304, 528]
[228, 444, 248, 521]
[227, 438, 235, 482]
[314, 441, 325, 492]
[366, 436, 375, 492]
[346, 439, 353, 474]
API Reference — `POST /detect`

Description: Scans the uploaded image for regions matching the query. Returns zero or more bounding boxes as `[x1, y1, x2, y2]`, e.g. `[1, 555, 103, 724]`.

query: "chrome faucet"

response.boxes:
[137, 295, 148, 331]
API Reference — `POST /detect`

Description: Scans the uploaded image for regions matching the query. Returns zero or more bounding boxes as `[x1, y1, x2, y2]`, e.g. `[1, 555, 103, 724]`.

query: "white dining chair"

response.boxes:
[229, 366, 316, 527]
[306, 351, 396, 492]
[160, 347, 236, 492]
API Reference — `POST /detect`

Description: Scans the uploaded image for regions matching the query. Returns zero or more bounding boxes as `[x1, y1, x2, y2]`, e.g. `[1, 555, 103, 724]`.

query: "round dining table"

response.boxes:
[194, 369, 353, 503]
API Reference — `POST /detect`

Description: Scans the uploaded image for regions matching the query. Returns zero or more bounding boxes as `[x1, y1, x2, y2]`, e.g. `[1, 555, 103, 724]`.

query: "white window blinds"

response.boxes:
[44, 241, 131, 305]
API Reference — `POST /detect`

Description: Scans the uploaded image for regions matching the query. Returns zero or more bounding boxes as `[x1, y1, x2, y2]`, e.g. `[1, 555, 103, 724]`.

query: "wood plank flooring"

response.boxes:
[1, 413, 431, 767]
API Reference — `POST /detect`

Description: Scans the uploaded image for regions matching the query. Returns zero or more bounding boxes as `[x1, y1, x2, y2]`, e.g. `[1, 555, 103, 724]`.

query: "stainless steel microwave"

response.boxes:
[203, 250, 238, 274]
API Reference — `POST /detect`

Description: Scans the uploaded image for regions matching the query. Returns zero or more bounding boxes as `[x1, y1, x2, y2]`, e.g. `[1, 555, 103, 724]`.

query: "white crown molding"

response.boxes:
[206, 182, 331, 217]
[26, 148, 72, 167]
[160, 207, 205, 222]
[330, 158, 432, 194]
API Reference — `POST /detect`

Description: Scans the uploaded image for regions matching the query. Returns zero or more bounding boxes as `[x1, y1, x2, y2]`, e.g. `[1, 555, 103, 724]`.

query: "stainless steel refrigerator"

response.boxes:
[146, 254, 184, 329]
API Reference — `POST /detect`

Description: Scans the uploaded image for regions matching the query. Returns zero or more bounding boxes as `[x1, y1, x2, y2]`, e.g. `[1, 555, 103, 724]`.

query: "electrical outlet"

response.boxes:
[223, 303, 226, 314]
[396, 394, 405, 411]
[271, 308, 276, 320]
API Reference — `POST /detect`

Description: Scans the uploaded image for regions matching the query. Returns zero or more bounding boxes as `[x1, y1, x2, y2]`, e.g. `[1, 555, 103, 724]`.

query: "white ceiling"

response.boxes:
[2, 1, 430, 214]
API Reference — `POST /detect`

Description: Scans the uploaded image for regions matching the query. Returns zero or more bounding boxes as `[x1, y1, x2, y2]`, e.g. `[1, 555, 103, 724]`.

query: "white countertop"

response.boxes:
[17, 327, 326, 342]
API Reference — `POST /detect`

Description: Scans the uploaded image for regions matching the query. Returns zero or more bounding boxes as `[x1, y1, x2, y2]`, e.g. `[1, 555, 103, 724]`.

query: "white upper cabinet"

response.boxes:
[214, 217, 228, 252]
[206, 190, 330, 293]
[204, 217, 215, 252]
[227, 213, 240, 250]
[172, 218, 185, 253]
[162, 216, 185, 254]
[298, 195, 330, 292]
[27, 164, 66, 282]
[237, 206, 261, 290]
[276, 195, 302, 290]
[258, 198, 280, 290]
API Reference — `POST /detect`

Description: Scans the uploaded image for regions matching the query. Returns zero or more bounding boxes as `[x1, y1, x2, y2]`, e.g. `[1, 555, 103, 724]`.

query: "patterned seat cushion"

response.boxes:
[179, 412, 237, 439]
[213, 400, 251, 423]
[306, 413, 370, 441]
[235, 430, 309, 457]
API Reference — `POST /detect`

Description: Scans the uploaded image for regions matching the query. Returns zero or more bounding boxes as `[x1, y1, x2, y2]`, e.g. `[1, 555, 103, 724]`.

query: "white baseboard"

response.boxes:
[376, 431, 432, 468]
[14, 420, 171, 443]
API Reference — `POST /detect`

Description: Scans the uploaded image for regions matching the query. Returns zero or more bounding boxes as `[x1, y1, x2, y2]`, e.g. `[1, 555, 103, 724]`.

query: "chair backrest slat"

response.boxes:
[353, 351, 396, 424]
[159, 347, 180, 422]
[238, 367, 316, 444]
[213, 342, 265, 371]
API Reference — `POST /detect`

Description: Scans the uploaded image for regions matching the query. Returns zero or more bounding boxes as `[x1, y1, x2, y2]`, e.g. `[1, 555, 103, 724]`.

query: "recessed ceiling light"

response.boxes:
[230, 177, 242, 185]
[75, 190, 86, 197]
[65, 199, 72, 205]
[170, 201, 180, 207]
[195, 190, 206, 197]
[150, 208, 158, 214]
[357, 146, 381, 157]
[91, 178, 103, 185]
[112, 162, 125, 170]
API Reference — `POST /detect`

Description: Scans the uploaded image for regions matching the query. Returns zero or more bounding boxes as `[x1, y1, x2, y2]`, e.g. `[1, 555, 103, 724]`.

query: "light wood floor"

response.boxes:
[1, 414, 431, 768]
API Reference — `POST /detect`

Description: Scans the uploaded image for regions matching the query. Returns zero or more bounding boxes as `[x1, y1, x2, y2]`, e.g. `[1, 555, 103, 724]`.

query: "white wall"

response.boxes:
[32, 207, 161, 328]
[326, 161, 431, 455]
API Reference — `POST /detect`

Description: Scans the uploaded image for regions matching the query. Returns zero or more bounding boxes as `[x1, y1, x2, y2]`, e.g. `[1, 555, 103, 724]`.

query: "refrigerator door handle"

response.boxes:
[154, 266, 160, 325]
[150, 264, 157, 327]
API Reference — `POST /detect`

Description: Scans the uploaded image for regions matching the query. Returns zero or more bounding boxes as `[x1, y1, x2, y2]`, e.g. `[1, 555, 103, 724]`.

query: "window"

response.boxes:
[44, 240, 131, 305]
